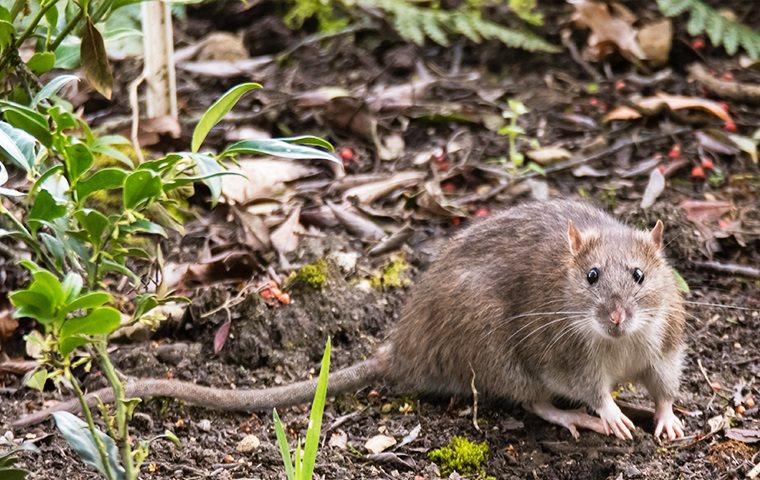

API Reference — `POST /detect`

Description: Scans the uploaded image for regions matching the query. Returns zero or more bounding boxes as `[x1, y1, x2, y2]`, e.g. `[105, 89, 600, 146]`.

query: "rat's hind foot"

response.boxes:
[597, 398, 635, 440]
[527, 401, 606, 439]
[654, 401, 684, 441]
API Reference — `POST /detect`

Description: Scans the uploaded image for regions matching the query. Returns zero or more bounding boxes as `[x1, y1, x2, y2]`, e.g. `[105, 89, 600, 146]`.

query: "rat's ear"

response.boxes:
[568, 221, 584, 255]
[650, 219, 664, 249]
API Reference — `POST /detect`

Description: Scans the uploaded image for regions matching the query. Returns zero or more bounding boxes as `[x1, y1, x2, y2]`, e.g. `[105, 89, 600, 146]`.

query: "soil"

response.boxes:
[1, 1, 759, 479]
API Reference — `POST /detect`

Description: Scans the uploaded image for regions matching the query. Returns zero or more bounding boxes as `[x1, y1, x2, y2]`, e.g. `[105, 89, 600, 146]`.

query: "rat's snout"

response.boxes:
[609, 306, 626, 326]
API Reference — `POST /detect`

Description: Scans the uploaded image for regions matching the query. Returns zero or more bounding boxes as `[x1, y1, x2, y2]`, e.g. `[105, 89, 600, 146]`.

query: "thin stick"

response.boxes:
[469, 363, 480, 432]
[689, 63, 760, 104]
[693, 260, 760, 280]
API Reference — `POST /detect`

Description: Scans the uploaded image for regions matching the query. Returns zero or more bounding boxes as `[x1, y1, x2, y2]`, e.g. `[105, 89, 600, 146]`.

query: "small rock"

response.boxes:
[197, 419, 212, 432]
[236, 434, 260, 453]
[329, 430, 348, 449]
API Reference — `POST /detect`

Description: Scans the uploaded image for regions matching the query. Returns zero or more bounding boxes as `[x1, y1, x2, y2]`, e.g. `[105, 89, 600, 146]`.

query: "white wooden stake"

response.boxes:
[140, 1, 177, 120]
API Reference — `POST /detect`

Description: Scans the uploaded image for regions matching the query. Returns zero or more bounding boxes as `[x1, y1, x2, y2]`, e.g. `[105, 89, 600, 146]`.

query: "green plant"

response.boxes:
[284, 0, 558, 52]
[498, 99, 528, 167]
[1, 78, 337, 479]
[273, 337, 331, 480]
[657, 0, 760, 59]
[0, 0, 150, 98]
[428, 436, 494, 480]
[0, 449, 29, 480]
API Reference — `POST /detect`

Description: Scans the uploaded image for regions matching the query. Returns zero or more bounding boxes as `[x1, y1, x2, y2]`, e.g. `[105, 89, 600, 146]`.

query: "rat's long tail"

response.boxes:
[13, 354, 385, 429]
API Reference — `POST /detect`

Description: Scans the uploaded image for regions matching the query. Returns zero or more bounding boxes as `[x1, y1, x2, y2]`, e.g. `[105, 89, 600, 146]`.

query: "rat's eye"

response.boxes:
[632, 268, 644, 284]
[586, 267, 600, 285]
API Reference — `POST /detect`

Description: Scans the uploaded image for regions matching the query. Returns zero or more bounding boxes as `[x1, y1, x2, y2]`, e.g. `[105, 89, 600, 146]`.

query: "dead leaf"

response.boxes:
[616, 156, 661, 178]
[221, 158, 320, 204]
[329, 430, 348, 449]
[679, 200, 732, 223]
[177, 57, 273, 78]
[640, 168, 665, 209]
[80, 18, 113, 99]
[327, 201, 386, 241]
[293, 87, 351, 109]
[197, 32, 248, 61]
[364, 434, 396, 454]
[367, 77, 436, 111]
[415, 181, 468, 218]
[0, 309, 18, 342]
[324, 97, 378, 142]
[638, 19, 672, 66]
[398, 424, 421, 448]
[270, 206, 302, 255]
[570, 0, 646, 61]
[526, 146, 572, 165]
[213, 320, 232, 354]
[726, 428, 760, 444]
[604, 93, 734, 123]
[727, 133, 758, 163]
[379, 133, 405, 161]
[696, 129, 741, 155]
[572, 164, 609, 177]
[368, 224, 414, 257]
[342, 171, 425, 204]
[162, 250, 257, 290]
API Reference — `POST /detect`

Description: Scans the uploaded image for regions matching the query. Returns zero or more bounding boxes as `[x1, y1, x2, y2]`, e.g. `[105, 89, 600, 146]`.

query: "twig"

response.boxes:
[469, 363, 479, 431]
[128, 72, 147, 164]
[560, 29, 603, 81]
[689, 63, 760, 104]
[693, 260, 760, 280]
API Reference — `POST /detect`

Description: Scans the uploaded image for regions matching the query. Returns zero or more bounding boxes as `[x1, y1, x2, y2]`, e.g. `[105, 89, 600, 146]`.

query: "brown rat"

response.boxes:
[13, 200, 686, 440]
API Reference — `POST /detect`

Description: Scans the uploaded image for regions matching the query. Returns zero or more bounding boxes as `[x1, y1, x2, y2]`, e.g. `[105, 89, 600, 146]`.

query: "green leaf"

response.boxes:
[30, 269, 65, 307]
[61, 273, 84, 301]
[65, 143, 94, 182]
[123, 169, 161, 209]
[27, 51, 56, 75]
[121, 219, 167, 237]
[80, 18, 114, 99]
[191, 82, 261, 152]
[29, 190, 66, 234]
[59, 307, 121, 355]
[672, 269, 690, 294]
[101, 258, 141, 283]
[48, 105, 79, 131]
[301, 337, 331, 480]
[278, 135, 334, 151]
[10, 291, 54, 323]
[0, 468, 27, 480]
[273, 409, 295, 480]
[161, 430, 181, 448]
[53, 411, 125, 480]
[75, 209, 110, 247]
[40, 233, 66, 272]
[33, 75, 79, 107]
[1, 104, 52, 147]
[25, 369, 49, 392]
[0, 121, 36, 172]
[188, 152, 224, 205]
[0, 20, 13, 51]
[65, 292, 111, 314]
[222, 139, 340, 165]
[75, 168, 128, 201]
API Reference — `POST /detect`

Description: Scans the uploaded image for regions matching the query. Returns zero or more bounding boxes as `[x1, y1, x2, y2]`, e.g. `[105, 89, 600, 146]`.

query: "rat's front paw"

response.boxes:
[654, 402, 684, 441]
[597, 400, 635, 440]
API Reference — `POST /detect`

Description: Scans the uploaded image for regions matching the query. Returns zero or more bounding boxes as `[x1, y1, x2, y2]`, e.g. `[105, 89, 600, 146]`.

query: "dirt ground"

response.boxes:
[1, 1, 759, 479]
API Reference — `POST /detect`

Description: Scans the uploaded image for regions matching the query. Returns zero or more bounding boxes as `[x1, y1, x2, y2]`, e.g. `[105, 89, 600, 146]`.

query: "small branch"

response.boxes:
[693, 260, 760, 280]
[469, 363, 479, 431]
[560, 29, 603, 82]
[688, 63, 760, 104]
[50, 10, 84, 51]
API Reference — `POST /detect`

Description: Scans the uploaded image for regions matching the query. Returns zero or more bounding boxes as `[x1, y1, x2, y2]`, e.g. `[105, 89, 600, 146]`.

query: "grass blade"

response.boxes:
[272, 409, 295, 480]
[301, 337, 331, 479]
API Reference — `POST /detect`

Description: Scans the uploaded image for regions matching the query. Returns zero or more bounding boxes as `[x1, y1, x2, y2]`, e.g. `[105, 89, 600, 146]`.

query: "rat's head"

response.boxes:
[565, 219, 674, 339]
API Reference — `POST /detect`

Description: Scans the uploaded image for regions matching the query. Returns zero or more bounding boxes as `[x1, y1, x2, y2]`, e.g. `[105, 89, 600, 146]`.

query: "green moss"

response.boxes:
[428, 436, 494, 480]
[286, 259, 330, 290]
[370, 256, 411, 290]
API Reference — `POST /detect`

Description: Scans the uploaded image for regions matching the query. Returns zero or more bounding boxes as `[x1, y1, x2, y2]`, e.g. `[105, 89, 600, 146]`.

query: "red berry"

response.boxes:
[668, 144, 681, 159]
[724, 119, 737, 132]
[441, 182, 456, 193]
[701, 158, 714, 170]
[338, 147, 355, 162]
[450, 217, 461, 226]
[690, 165, 706, 179]
[589, 98, 599, 106]
[721, 72, 734, 81]
[691, 37, 705, 50]
[614, 80, 626, 91]
[474, 207, 490, 217]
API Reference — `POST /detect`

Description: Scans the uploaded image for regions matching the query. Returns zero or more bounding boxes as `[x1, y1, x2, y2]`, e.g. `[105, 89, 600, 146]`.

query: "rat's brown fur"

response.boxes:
[13, 200, 686, 432]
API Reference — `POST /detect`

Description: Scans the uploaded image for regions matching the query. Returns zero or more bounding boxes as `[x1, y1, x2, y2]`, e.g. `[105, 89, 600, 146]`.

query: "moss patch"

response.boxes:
[286, 259, 330, 290]
[370, 256, 410, 290]
[428, 436, 494, 480]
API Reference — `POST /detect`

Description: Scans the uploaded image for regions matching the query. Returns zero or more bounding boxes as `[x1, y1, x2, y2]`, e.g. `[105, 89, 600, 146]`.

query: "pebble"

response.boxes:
[236, 434, 261, 453]
[197, 419, 212, 432]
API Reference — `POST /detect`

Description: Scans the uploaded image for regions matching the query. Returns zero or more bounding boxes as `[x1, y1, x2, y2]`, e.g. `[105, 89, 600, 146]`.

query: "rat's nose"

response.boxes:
[609, 307, 626, 326]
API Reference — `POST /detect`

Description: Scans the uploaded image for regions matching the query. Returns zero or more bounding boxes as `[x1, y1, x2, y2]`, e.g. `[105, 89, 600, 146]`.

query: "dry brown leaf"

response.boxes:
[270, 206, 302, 255]
[342, 171, 425, 204]
[367, 78, 436, 111]
[526, 146, 572, 165]
[604, 93, 734, 123]
[221, 158, 321, 204]
[640, 168, 665, 209]
[327, 201, 386, 241]
[176, 57, 273, 78]
[570, 0, 646, 61]
[197, 32, 248, 61]
[638, 19, 672, 66]
[364, 434, 396, 454]
[293, 87, 351, 109]
[679, 200, 732, 223]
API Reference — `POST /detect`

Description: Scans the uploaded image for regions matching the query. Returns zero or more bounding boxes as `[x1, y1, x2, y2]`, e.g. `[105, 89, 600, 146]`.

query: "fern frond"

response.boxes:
[657, 0, 760, 59]
[365, 0, 559, 53]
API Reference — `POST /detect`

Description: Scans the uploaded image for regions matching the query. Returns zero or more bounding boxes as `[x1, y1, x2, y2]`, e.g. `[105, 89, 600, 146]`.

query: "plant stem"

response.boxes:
[0, 0, 59, 72]
[95, 342, 136, 480]
[9, 0, 26, 20]
[49, 9, 83, 51]
[66, 368, 116, 480]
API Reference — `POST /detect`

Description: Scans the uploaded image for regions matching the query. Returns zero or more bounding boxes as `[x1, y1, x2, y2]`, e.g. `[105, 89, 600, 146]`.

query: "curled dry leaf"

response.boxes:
[679, 200, 732, 223]
[526, 146, 572, 165]
[368, 224, 414, 257]
[725, 428, 760, 444]
[604, 93, 734, 123]
[637, 19, 672, 66]
[640, 167, 665, 209]
[364, 434, 396, 454]
[177, 57, 273, 78]
[221, 158, 321, 204]
[0, 309, 19, 342]
[326, 201, 386, 241]
[342, 171, 425, 204]
[696, 130, 741, 155]
[416, 181, 468, 218]
[213, 320, 232, 354]
[570, 0, 646, 61]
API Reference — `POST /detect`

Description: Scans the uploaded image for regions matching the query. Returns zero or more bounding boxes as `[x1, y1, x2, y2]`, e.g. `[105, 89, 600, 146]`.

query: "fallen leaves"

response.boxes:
[364, 434, 396, 454]
[570, 0, 647, 61]
[679, 200, 733, 223]
[604, 93, 734, 124]
[640, 168, 665, 209]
